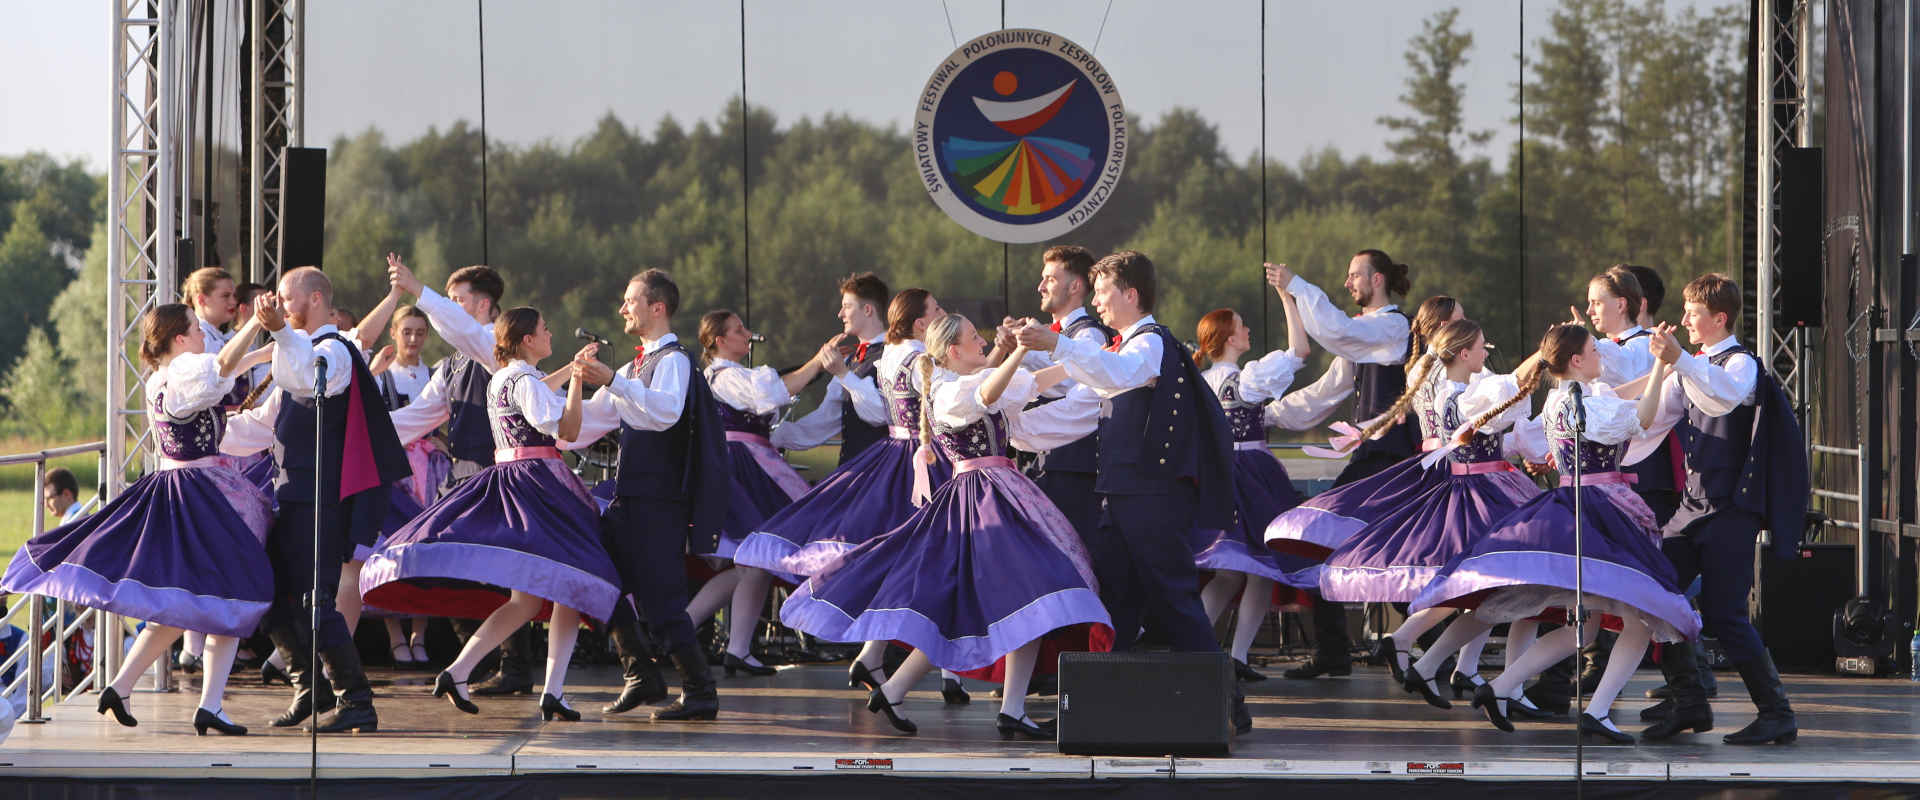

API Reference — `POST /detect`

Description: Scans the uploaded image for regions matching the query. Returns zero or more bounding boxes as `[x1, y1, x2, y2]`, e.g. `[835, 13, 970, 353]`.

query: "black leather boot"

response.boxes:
[311, 640, 377, 734]
[1641, 639, 1714, 741]
[267, 622, 335, 728]
[1720, 653, 1796, 745]
[652, 642, 720, 721]
[603, 614, 669, 714]
[473, 623, 536, 696]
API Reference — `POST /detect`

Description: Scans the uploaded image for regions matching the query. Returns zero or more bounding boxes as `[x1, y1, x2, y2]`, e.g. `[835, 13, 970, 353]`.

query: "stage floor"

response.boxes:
[2, 661, 1917, 783]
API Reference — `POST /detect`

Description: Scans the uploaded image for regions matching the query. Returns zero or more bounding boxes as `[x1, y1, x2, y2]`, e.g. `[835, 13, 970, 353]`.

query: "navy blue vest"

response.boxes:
[1615, 328, 1677, 493]
[615, 343, 695, 500]
[1029, 314, 1116, 474]
[437, 352, 496, 466]
[1670, 345, 1756, 527]
[270, 331, 412, 504]
[837, 341, 886, 464]
[1348, 309, 1419, 460]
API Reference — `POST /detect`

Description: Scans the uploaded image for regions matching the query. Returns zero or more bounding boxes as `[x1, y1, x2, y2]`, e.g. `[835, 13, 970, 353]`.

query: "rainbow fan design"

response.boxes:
[942, 74, 1095, 216]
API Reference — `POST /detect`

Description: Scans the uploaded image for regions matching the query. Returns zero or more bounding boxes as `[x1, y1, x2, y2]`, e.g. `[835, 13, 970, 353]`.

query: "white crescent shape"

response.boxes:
[971, 81, 1074, 123]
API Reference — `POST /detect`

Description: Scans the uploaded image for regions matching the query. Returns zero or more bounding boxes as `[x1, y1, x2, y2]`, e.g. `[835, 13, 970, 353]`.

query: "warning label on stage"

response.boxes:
[835, 758, 894, 771]
[1405, 762, 1466, 775]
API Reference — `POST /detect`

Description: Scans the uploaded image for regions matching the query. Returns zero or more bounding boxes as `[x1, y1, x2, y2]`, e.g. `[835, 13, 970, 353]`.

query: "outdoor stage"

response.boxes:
[2, 661, 1916, 797]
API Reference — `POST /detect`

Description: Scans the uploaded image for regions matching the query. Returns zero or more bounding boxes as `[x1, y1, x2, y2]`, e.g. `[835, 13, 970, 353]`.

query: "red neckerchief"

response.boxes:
[855, 342, 870, 361]
[1049, 321, 1063, 333]
[1106, 334, 1124, 352]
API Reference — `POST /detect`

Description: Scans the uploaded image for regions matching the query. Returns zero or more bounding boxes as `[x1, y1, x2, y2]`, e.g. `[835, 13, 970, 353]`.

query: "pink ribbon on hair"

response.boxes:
[1301, 420, 1365, 460]
[910, 442, 936, 507]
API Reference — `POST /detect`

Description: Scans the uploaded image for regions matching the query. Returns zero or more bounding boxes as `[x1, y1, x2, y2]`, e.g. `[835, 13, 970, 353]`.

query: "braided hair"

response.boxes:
[1465, 323, 1591, 432]
[919, 314, 970, 457]
[1356, 318, 1480, 444]
[1406, 296, 1459, 373]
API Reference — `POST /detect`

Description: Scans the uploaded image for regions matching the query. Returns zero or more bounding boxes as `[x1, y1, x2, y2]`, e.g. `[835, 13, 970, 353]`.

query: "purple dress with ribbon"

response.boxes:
[359, 361, 622, 623]
[704, 362, 808, 585]
[1187, 366, 1310, 581]
[1, 354, 274, 638]
[1303, 374, 1544, 602]
[734, 344, 957, 577]
[1411, 383, 1700, 642]
[779, 369, 1112, 671]
[1266, 368, 1450, 564]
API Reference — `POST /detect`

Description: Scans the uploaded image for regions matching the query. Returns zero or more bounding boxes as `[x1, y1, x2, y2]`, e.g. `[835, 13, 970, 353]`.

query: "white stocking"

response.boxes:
[197, 634, 239, 718]
[110, 623, 186, 700]
[1488, 623, 1592, 699]
[444, 592, 545, 698]
[1390, 607, 1457, 675]
[1230, 577, 1274, 663]
[183, 630, 205, 659]
[1453, 625, 1493, 677]
[337, 561, 365, 635]
[855, 640, 890, 683]
[542, 605, 583, 700]
[998, 641, 1041, 721]
[685, 568, 741, 625]
[726, 568, 773, 664]
[1200, 571, 1246, 625]
[1411, 614, 1491, 679]
[879, 649, 933, 706]
[1584, 619, 1651, 722]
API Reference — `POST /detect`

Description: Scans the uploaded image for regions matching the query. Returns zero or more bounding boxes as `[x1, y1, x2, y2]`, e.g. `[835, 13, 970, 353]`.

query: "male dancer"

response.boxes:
[1261, 252, 1416, 679]
[386, 256, 550, 696]
[1640, 274, 1806, 744]
[223, 267, 410, 732]
[993, 245, 1113, 542]
[571, 269, 730, 721]
[768, 273, 890, 463]
[1015, 251, 1249, 733]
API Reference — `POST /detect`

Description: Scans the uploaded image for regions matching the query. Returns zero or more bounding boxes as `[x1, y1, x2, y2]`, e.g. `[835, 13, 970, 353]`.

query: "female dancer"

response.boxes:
[686, 309, 814, 677]
[371, 305, 449, 669]
[1302, 319, 1546, 706]
[1190, 295, 1314, 680]
[359, 308, 622, 721]
[779, 315, 1111, 739]
[1408, 324, 1699, 743]
[733, 289, 964, 699]
[1265, 296, 1465, 559]
[1, 304, 273, 735]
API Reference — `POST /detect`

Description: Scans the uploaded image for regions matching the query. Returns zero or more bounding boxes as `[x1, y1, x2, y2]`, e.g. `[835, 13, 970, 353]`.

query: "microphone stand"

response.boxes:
[310, 357, 326, 789]
[1568, 381, 1586, 793]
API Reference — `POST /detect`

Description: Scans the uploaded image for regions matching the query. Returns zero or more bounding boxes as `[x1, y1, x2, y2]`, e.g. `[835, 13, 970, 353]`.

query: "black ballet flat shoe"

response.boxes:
[849, 661, 884, 692]
[193, 707, 248, 736]
[941, 677, 971, 705]
[176, 652, 203, 674]
[866, 689, 917, 735]
[1401, 665, 1453, 710]
[722, 653, 776, 678]
[260, 661, 292, 687]
[1472, 684, 1515, 733]
[1234, 659, 1268, 683]
[96, 687, 137, 727]
[1375, 636, 1406, 684]
[1579, 713, 1635, 744]
[433, 671, 479, 715]
[1449, 670, 1487, 700]
[540, 693, 581, 722]
[1505, 694, 1555, 721]
[997, 713, 1054, 741]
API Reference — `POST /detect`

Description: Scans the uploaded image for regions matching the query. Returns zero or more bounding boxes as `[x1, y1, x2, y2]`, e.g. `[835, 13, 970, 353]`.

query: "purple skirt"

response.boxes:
[1410, 481, 1700, 641]
[0, 462, 273, 638]
[1266, 452, 1446, 567]
[360, 457, 622, 623]
[779, 461, 1113, 672]
[1304, 463, 1542, 602]
[735, 437, 955, 577]
[239, 451, 276, 501]
[1190, 447, 1310, 582]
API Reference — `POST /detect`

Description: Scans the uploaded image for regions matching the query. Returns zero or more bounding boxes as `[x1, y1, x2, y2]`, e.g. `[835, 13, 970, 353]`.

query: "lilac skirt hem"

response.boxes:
[780, 586, 1111, 673]
[1264, 506, 1365, 555]
[1409, 550, 1701, 641]
[1316, 564, 1444, 603]
[360, 541, 621, 623]
[1193, 539, 1288, 583]
[730, 531, 802, 574]
[0, 555, 268, 638]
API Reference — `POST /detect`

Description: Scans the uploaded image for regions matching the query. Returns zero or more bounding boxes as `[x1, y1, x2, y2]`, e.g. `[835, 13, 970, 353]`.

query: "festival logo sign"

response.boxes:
[915, 29, 1126, 244]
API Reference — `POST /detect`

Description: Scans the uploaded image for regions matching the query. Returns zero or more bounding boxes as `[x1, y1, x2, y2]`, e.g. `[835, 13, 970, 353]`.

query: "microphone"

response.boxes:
[1568, 381, 1587, 435]
[747, 333, 767, 344]
[575, 327, 611, 347]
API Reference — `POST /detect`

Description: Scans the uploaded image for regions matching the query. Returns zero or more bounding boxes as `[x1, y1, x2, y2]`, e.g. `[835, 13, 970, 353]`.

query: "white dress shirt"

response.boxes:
[1050, 314, 1163, 396]
[1284, 275, 1411, 365]
[1593, 325, 1656, 388]
[706, 358, 793, 415]
[1631, 335, 1757, 466]
[220, 323, 355, 455]
[568, 333, 690, 446]
[414, 287, 500, 370]
[769, 333, 893, 450]
[149, 351, 236, 421]
[495, 360, 568, 438]
[1018, 307, 1106, 399]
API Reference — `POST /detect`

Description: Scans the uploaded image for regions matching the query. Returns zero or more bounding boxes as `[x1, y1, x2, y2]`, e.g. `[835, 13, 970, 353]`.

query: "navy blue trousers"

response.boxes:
[1033, 468, 1100, 543]
[1661, 509, 1767, 665]
[266, 501, 352, 650]
[600, 496, 698, 651]
[1090, 483, 1218, 654]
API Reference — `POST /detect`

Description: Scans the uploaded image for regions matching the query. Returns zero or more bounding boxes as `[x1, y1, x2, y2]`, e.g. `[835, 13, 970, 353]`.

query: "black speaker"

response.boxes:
[280, 146, 327, 270]
[1777, 146, 1822, 328]
[1056, 651, 1231, 756]
[1751, 541, 1852, 670]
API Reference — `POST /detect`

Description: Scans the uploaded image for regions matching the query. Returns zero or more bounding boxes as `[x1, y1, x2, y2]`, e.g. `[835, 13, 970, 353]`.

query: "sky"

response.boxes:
[4, 0, 1731, 171]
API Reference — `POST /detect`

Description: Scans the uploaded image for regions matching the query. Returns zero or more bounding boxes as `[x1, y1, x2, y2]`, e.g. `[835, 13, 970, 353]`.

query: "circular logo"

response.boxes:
[914, 29, 1126, 244]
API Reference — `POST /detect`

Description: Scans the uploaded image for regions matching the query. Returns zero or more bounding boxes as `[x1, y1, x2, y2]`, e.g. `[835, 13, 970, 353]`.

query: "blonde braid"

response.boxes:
[917, 352, 937, 456]
[1466, 359, 1545, 433]
[1357, 352, 1436, 443]
[239, 373, 276, 410]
